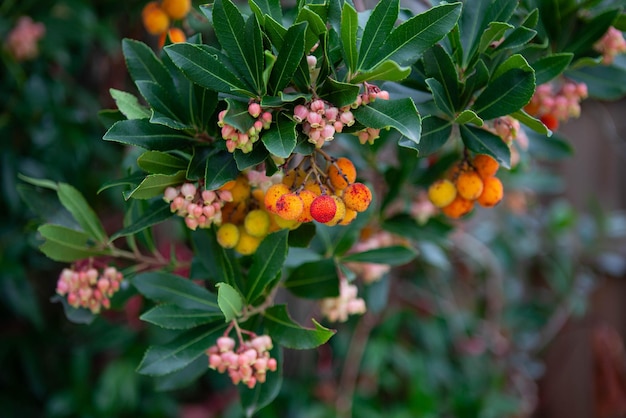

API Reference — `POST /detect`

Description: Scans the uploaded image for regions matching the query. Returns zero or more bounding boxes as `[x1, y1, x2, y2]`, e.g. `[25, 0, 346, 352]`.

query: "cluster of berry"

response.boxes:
[594, 26, 626, 65]
[163, 182, 234, 230]
[524, 80, 588, 131]
[206, 335, 277, 389]
[218, 103, 273, 153]
[56, 264, 123, 314]
[320, 279, 366, 323]
[264, 156, 372, 227]
[428, 154, 503, 218]
[141, 0, 190, 47]
[5, 16, 45, 62]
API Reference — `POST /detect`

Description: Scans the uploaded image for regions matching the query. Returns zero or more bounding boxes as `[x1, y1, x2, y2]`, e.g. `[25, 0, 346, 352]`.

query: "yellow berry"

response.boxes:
[297, 190, 317, 223]
[303, 180, 322, 196]
[342, 182, 372, 212]
[339, 208, 357, 225]
[161, 0, 191, 20]
[327, 157, 357, 190]
[473, 154, 499, 178]
[264, 183, 290, 214]
[244, 209, 271, 237]
[310, 195, 337, 223]
[324, 196, 346, 226]
[441, 195, 474, 219]
[477, 176, 504, 207]
[216, 223, 240, 249]
[427, 179, 457, 208]
[275, 193, 304, 220]
[282, 168, 306, 188]
[142, 2, 170, 35]
[272, 213, 301, 230]
[234, 227, 262, 255]
[455, 170, 484, 200]
[230, 176, 251, 202]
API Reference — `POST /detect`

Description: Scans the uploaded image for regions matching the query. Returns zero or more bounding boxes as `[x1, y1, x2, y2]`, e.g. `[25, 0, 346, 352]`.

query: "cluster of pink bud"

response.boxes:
[5, 16, 45, 61]
[483, 116, 528, 167]
[345, 231, 396, 284]
[525, 80, 588, 121]
[218, 103, 272, 153]
[163, 182, 233, 230]
[594, 26, 626, 65]
[320, 280, 366, 322]
[206, 334, 277, 388]
[247, 169, 282, 192]
[56, 265, 122, 314]
[293, 99, 354, 148]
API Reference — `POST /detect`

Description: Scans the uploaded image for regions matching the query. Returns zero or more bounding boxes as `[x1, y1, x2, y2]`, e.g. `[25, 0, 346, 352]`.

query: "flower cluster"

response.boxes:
[594, 26, 626, 65]
[5, 16, 45, 61]
[524, 80, 588, 130]
[163, 182, 233, 230]
[206, 335, 277, 389]
[219, 103, 273, 153]
[320, 279, 366, 322]
[484, 115, 528, 166]
[56, 264, 123, 314]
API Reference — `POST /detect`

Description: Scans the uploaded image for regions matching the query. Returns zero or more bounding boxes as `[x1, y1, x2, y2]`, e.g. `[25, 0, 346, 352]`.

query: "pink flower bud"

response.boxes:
[226, 139, 237, 153]
[67, 292, 79, 307]
[377, 90, 390, 100]
[185, 217, 199, 230]
[253, 120, 263, 132]
[181, 183, 197, 200]
[334, 121, 344, 132]
[246, 376, 257, 389]
[248, 102, 262, 118]
[101, 298, 111, 309]
[310, 99, 325, 114]
[307, 111, 323, 128]
[209, 353, 222, 369]
[325, 106, 339, 122]
[201, 190, 216, 204]
[163, 186, 179, 202]
[56, 279, 69, 295]
[293, 104, 309, 123]
[307, 55, 317, 69]
[267, 358, 277, 372]
[97, 277, 110, 293]
[217, 336, 236, 352]
[340, 110, 354, 126]
[221, 124, 235, 139]
[321, 124, 335, 141]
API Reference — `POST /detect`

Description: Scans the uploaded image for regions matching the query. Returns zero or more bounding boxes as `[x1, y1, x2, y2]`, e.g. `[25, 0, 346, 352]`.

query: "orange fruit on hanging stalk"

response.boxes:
[142, 2, 170, 35]
[158, 27, 186, 48]
[455, 170, 484, 201]
[275, 193, 304, 221]
[161, 0, 191, 20]
[342, 182, 372, 212]
[296, 189, 318, 223]
[472, 154, 499, 178]
[310, 195, 337, 223]
[324, 196, 346, 226]
[327, 157, 357, 190]
[477, 176, 504, 207]
[264, 183, 290, 214]
[441, 195, 474, 219]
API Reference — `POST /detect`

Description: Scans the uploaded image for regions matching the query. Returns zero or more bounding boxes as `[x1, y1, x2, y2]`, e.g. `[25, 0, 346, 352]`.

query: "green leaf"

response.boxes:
[132, 271, 220, 311]
[137, 323, 226, 376]
[165, 43, 251, 95]
[341, 245, 417, 266]
[205, 150, 240, 190]
[57, 183, 108, 243]
[319, 78, 360, 108]
[288, 222, 316, 248]
[18, 174, 59, 191]
[191, 229, 238, 287]
[340, 2, 358, 74]
[264, 305, 335, 349]
[140, 304, 224, 329]
[51, 295, 95, 325]
[422, 45, 460, 110]
[532, 53, 573, 85]
[268, 22, 307, 95]
[351, 60, 411, 83]
[249, 0, 282, 23]
[122, 38, 175, 91]
[38, 224, 110, 262]
[459, 124, 511, 169]
[187, 146, 213, 180]
[374, 2, 462, 67]
[471, 57, 535, 120]
[566, 64, 626, 101]
[358, 0, 399, 70]
[124, 171, 187, 200]
[564, 8, 620, 57]
[526, 130, 573, 160]
[353, 98, 421, 144]
[462, 59, 489, 106]
[234, 145, 270, 171]
[295, 6, 327, 51]
[494, 26, 536, 51]
[103, 119, 193, 151]
[478, 22, 513, 54]
[455, 110, 483, 126]
[110, 200, 174, 240]
[109, 89, 150, 120]
[404, 115, 451, 156]
[283, 258, 340, 299]
[239, 346, 282, 417]
[216, 282, 244, 322]
[264, 16, 287, 50]
[136, 81, 190, 130]
[510, 109, 549, 135]
[213, 0, 264, 93]
[97, 172, 145, 194]
[426, 78, 455, 117]
[153, 356, 209, 391]
[262, 114, 297, 159]
[223, 98, 256, 134]
[137, 151, 188, 175]
[246, 230, 289, 303]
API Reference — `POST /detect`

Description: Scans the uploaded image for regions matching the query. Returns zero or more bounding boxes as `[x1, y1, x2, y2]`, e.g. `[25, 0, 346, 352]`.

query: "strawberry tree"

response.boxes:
[20, 0, 626, 415]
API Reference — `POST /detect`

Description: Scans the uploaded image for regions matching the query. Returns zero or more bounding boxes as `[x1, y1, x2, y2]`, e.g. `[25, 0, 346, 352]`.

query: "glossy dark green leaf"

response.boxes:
[262, 114, 297, 159]
[191, 229, 239, 287]
[246, 230, 289, 303]
[122, 38, 175, 91]
[478, 22, 513, 54]
[136, 81, 190, 130]
[566, 64, 626, 100]
[165, 43, 251, 95]
[374, 2, 462, 67]
[319, 78, 360, 108]
[284, 258, 340, 299]
[340, 2, 358, 74]
[526, 130, 574, 160]
[38, 224, 110, 262]
[104, 119, 193, 151]
[110, 200, 174, 240]
[404, 115, 451, 156]
[97, 172, 145, 194]
[140, 304, 224, 329]
[423, 45, 459, 110]
[109, 88, 150, 120]
[461, 59, 489, 106]
[57, 183, 108, 243]
[124, 171, 187, 200]
[153, 356, 208, 391]
[205, 150, 240, 190]
[137, 323, 226, 376]
[532, 53, 573, 85]
[264, 305, 335, 349]
[358, 0, 399, 70]
[455, 110, 483, 126]
[264, 16, 287, 49]
[234, 144, 270, 170]
[460, 124, 511, 168]
[249, 0, 282, 23]
[132, 271, 220, 311]
[341, 245, 417, 266]
[295, 6, 327, 51]
[353, 98, 421, 144]
[564, 8, 620, 57]
[187, 146, 213, 180]
[510, 110, 549, 135]
[288, 222, 316, 248]
[426, 78, 455, 117]
[268, 22, 307, 95]
[351, 60, 411, 83]
[137, 151, 188, 175]
[216, 282, 244, 322]
[494, 26, 537, 51]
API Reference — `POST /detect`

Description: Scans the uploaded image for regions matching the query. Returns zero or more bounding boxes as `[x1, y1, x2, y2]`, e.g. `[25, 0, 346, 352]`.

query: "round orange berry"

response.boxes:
[472, 154, 499, 178]
[142, 2, 170, 35]
[441, 195, 474, 218]
[235, 227, 262, 255]
[264, 183, 290, 214]
[310, 195, 337, 223]
[427, 179, 457, 208]
[229, 176, 251, 202]
[342, 182, 372, 212]
[339, 208, 357, 225]
[540, 113, 559, 131]
[455, 170, 484, 201]
[275, 193, 304, 221]
[477, 176, 504, 207]
[158, 27, 186, 48]
[161, 0, 191, 20]
[327, 157, 357, 190]
[296, 189, 317, 223]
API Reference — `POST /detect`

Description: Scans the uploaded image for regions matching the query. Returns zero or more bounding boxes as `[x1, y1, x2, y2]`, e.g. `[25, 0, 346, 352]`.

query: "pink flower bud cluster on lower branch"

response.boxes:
[218, 103, 272, 153]
[525, 80, 588, 121]
[594, 26, 626, 65]
[206, 335, 277, 388]
[164, 182, 233, 230]
[56, 266, 122, 314]
[320, 280, 366, 322]
[5, 16, 45, 61]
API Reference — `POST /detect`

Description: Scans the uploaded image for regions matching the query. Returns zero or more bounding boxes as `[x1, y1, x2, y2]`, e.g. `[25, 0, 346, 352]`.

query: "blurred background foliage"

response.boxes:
[2, 1, 626, 417]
